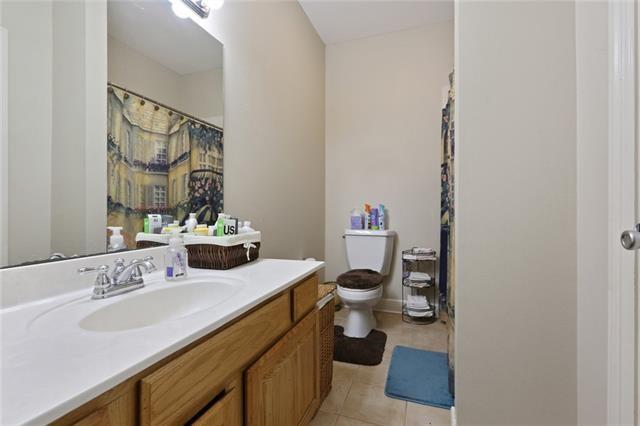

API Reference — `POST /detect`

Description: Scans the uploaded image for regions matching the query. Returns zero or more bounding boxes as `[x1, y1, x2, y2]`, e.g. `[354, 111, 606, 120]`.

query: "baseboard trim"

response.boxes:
[374, 298, 403, 314]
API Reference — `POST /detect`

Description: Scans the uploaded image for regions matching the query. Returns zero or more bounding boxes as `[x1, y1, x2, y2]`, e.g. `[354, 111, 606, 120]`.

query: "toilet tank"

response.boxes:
[344, 229, 396, 276]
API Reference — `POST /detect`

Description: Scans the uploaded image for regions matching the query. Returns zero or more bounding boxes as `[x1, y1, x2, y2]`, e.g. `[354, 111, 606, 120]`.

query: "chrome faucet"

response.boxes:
[78, 256, 157, 299]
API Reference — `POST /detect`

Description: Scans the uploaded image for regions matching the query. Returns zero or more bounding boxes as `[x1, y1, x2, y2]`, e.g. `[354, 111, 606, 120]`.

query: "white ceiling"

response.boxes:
[107, 0, 223, 75]
[298, 0, 454, 45]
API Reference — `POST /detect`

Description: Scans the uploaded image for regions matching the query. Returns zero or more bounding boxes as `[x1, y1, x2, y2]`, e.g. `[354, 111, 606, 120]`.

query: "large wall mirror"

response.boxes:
[0, 0, 224, 268]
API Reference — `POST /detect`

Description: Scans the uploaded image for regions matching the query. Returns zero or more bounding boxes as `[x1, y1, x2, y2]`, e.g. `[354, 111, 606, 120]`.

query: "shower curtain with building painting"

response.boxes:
[440, 71, 455, 397]
[107, 85, 223, 249]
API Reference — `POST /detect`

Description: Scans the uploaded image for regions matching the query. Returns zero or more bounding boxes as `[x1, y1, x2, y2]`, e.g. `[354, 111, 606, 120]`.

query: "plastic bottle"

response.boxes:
[215, 213, 227, 236]
[107, 227, 126, 252]
[239, 221, 255, 233]
[185, 213, 198, 233]
[164, 233, 188, 281]
[378, 204, 386, 230]
[350, 209, 363, 230]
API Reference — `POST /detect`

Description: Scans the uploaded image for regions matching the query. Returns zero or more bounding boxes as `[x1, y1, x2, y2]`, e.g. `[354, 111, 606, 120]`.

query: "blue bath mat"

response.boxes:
[385, 346, 454, 409]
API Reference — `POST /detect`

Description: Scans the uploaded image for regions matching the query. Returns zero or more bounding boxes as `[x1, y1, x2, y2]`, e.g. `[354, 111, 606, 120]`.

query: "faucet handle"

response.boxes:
[77, 264, 110, 275]
[78, 265, 112, 297]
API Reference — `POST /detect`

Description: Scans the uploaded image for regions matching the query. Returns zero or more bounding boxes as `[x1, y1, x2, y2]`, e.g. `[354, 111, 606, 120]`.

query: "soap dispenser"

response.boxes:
[185, 212, 198, 233]
[107, 227, 126, 252]
[164, 232, 188, 281]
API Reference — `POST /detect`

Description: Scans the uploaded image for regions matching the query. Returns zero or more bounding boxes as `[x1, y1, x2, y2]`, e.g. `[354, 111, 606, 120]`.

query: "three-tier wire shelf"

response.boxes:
[402, 247, 439, 324]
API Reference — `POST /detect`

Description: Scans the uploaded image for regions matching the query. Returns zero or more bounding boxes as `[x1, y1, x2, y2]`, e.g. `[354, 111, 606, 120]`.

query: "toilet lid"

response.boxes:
[337, 269, 383, 290]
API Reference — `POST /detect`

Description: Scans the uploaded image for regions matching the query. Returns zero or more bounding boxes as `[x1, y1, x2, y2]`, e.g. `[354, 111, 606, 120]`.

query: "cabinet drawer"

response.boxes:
[292, 274, 318, 323]
[188, 377, 242, 426]
[140, 293, 291, 425]
[72, 391, 136, 426]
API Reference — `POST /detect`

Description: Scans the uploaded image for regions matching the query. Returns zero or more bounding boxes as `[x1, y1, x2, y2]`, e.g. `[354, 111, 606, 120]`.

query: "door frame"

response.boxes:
[607, 0, 636, 424]
[0, 26, 7, 266]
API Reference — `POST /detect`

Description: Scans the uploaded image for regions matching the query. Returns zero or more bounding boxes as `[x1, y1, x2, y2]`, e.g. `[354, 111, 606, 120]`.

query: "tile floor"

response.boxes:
[310, 309, 451, 426]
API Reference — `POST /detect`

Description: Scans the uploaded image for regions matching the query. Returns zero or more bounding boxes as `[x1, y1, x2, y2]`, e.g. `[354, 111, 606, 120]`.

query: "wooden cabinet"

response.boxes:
[188, 375, 242, 426]
[140, 293, 291, 425]
[72, 392, 136, 426]
[245, 309, 320, 426]
[51, 274, 320, 426]
[292, 274, 318, 322]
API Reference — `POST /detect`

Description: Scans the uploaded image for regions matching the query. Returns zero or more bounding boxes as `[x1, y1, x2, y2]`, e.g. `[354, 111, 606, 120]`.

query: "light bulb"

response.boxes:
[209, 0, 224, 10]
[170, 0, 191, 19]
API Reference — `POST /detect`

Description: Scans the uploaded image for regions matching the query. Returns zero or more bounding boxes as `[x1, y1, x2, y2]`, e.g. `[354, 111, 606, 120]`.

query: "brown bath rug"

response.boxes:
[334, 325, 387, 366]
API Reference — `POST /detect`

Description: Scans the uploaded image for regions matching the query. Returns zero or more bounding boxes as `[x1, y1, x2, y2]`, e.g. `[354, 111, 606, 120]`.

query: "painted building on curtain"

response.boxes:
[107, 86, 223, 248]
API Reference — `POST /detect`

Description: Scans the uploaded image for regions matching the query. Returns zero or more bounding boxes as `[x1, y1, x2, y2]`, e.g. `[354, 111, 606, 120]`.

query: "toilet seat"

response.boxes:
[337, 269, 383, 290]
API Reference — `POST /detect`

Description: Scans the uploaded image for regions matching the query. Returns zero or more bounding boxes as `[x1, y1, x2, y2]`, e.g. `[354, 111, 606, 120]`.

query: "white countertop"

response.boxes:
[0, 258, 324, 425]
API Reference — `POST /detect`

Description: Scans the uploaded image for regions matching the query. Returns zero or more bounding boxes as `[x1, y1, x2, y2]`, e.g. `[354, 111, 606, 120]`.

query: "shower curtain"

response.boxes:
[106, 85, 223, 249]
[440, 71, 455, 396]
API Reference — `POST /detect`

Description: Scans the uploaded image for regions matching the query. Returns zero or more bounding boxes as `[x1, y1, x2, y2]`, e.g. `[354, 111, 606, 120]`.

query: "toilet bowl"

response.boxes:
[338, 229, 395, 338]
[337, 284, 383, 338]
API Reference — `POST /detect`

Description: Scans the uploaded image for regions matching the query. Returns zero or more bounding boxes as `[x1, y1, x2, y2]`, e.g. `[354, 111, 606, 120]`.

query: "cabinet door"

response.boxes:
[246, 309, 320, 426]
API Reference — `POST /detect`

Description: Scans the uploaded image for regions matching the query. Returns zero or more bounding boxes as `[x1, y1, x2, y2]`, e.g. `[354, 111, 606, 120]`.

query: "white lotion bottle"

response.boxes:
[164, 234, 188, 281]
[185, 213, 198, 233]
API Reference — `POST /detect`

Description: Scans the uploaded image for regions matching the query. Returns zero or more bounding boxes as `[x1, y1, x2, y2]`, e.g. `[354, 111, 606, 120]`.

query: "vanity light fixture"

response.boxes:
[169, 0, 191, 19]
[170, 0, 220, 19]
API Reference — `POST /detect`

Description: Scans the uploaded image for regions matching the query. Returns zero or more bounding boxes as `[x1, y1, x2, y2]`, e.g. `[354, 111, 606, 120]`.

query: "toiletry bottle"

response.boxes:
[239, 221, 255, 233]
[350, 209, 363, 230]
[364, 204, 372, 229]
[164, 233, 188, 281]
[378, 204, 385, 230]
[215, 213, 226, 236]
[107, 227, 127, 252]
[185, 212, 198, 233]
[371, 208, 379, 230]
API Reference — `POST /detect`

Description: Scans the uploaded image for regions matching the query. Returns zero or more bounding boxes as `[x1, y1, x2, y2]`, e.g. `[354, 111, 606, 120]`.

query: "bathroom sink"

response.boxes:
[78, 280, 243, 332]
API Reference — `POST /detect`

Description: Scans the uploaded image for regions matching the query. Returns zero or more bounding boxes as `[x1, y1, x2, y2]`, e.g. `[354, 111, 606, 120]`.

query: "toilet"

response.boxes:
[337, 229, 395, 338]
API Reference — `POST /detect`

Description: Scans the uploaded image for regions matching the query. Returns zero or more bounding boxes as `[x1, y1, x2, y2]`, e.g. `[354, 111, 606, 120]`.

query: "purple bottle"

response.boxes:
[370, 208, 379, 230]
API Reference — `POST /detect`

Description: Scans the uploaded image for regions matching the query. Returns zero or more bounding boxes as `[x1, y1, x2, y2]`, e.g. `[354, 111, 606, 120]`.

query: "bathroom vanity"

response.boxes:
[0, 256, 324, 425]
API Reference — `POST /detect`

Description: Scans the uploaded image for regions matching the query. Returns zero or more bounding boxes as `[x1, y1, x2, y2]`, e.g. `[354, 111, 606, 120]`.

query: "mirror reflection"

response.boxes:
[0, 0, 223, 267]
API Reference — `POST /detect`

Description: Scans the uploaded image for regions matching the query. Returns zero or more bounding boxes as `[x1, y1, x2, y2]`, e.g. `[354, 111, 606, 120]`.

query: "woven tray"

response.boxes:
[186, 242, 260, 270]
[136, 240, 166, 249]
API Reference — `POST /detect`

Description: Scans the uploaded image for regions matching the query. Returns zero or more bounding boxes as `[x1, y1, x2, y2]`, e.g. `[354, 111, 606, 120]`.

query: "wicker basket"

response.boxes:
[135, 240, 167, 249]
[186, 242, 261, 270]
[318, 284, 336, 401]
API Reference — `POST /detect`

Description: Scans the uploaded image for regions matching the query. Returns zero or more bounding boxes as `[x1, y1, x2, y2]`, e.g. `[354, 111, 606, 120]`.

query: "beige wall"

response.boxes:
[575, 1, 609, 423]
[2, 1, 53, 265]
[2, 0, 324, 265]
[1, 0, 107, 265]
[455, 1, 577, 423]
[108, 35, 223, 125]
[324, 22, 453, 307]
[108, 35, 182, 110]
[194, 1, 326, 261]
